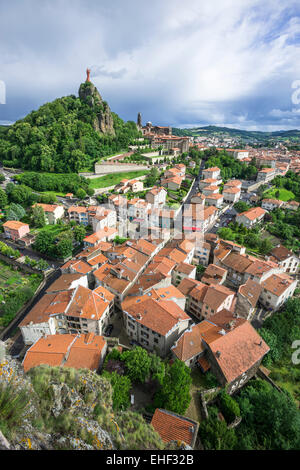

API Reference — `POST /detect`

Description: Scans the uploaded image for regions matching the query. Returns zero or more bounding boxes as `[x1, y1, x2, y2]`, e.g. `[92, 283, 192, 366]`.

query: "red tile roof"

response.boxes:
[124, 298, 190, 336]
[151, 409, 198, 446]
[208, 321, 270, 383]
[23, 333, 106, 372]
[3, 221, 29, 230]
[238, 207, 266, 221]
[35, 203, 61, 213]
[46, 273, 86, 292]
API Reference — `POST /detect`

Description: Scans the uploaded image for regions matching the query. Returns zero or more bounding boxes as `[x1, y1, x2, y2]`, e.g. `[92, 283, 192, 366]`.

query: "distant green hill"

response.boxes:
[172, 125, 300, 141]
[0, 83, 141, 173]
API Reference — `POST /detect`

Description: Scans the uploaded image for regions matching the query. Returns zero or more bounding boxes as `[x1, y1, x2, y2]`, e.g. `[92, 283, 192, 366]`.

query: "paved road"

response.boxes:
[251, 305, 273, 329]
[185, 159, 206, 204]
[173, 159, 206, 235]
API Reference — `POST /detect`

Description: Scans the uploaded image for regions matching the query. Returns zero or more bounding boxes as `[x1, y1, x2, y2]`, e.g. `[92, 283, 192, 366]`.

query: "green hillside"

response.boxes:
[172, 125, 300, 142]
[0, 88, 141, 173]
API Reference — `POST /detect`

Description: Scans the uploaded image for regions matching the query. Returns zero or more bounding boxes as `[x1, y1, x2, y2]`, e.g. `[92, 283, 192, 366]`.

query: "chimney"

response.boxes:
[215, 351, 221, 358]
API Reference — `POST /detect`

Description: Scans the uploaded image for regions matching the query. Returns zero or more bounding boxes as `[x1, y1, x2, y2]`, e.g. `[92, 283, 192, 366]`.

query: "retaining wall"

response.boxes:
[94, 162, 149, 175]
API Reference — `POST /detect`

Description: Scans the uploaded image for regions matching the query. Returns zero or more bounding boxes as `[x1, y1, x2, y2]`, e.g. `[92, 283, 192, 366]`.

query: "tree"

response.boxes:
[76, 188, 86, 200]
[234, 201, 251, 213]
[236, 380, 300, 450]
[0, 188, 7, 208]
[154, 360, 192, 414]
[114, 235, 128, 245]
[56, 239, 73, 259]
[259, 237, 273, 255]
[244, 231, 260, 248]
[86, 187, 94, 197]
[196, 264, 206, 278]
[0, 94, 141, 174]
[149, 353, 166, 385]
[259, 328, 280, 366]
[6, 203, 26, 221]
[102, 371, 131, 411]
[34, 231, 55, 255]
[73, 225, 86, 243]
[145, 168, 159, 187]
[8, 184, 33, 205]
[31, 205, 46, 228]
[36, 259, 49, 271]
[121, 347, 152, 383]
[199, 417, 237, 450]
[39, 193, 57, 204]
[218, 391, 240, 424]
[217, 227, 235, 241]
[5, 209, 18, 221]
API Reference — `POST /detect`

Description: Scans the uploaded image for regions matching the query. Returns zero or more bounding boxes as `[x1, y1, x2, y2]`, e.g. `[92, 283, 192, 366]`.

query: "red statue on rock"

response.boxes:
[86, 68, 91, 82]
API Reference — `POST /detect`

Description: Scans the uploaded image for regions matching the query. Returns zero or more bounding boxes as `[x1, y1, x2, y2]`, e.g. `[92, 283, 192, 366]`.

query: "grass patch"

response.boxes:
[0, 261, 42, 327]
[40, 190, 66, 198]
[184, 369, 219, 423]
[263, 187, 295, 201]
[0, 261, 39, 292]
[96, 150, 128, 162]
[268, 356, 300, 404]
[32, 224, 68, 237]
[89, 170, 150, 189]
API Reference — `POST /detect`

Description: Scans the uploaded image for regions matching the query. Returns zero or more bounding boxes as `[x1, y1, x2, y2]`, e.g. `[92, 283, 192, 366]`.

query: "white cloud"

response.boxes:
[0, 0, 300, 129]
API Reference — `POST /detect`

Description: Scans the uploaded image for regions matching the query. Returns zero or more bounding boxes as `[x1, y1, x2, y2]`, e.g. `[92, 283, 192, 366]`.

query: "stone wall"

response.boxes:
[256, 366, 283, 393]
[94, 162, 149, 175]
[91, 175, 149, 195]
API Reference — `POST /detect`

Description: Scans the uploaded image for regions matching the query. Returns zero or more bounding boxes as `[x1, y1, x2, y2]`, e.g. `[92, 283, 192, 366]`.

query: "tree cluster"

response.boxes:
[0, 93, 141, 173]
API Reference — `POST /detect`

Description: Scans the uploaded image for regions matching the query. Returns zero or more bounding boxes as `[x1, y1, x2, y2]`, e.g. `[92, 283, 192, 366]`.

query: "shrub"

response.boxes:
[205, 371, 219, 388]
[0, 383, 30, 439]
[102, 371, 131, 411]
[218, 391, 240, 424]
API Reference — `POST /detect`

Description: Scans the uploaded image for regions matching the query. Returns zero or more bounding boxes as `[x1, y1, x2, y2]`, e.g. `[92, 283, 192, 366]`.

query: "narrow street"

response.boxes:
[173, 158, 206, 234]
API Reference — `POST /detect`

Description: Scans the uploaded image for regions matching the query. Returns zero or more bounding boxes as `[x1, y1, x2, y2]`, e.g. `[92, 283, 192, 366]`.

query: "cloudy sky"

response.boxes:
[1, 0, 300, 130]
